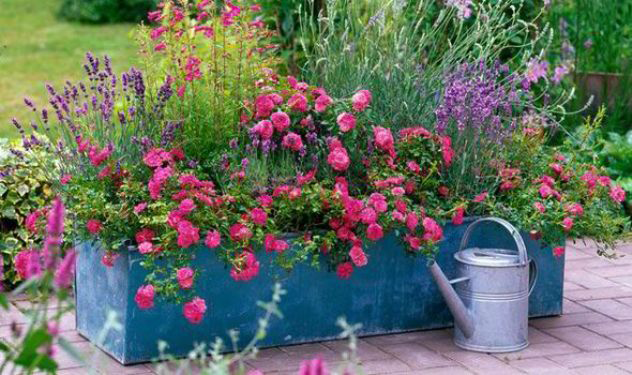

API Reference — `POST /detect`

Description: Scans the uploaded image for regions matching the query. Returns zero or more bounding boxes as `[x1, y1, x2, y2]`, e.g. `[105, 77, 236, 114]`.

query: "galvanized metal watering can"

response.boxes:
[428, 217, 537, 353]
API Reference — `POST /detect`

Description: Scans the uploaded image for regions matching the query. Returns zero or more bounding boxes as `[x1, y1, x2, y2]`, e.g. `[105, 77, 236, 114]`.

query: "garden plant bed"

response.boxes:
[76, 218, 564, 365]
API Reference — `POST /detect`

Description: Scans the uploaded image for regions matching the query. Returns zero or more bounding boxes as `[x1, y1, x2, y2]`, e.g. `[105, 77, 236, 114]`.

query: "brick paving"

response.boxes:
[3, 240, 632, 374]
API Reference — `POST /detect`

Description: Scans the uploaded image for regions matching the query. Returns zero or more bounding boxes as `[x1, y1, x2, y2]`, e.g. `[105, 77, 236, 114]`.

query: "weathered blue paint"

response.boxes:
[75, 218, 564, 364]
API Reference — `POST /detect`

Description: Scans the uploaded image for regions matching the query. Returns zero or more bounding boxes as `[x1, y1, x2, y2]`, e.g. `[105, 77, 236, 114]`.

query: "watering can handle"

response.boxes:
[459, 217, 528, 266]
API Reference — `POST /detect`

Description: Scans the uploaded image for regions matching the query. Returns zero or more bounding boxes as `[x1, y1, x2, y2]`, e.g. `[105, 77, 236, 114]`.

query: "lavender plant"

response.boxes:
[11, 52, 179, 178]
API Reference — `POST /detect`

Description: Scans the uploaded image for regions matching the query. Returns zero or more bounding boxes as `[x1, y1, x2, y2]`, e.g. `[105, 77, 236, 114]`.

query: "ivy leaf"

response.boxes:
[16, 184, 29, 197]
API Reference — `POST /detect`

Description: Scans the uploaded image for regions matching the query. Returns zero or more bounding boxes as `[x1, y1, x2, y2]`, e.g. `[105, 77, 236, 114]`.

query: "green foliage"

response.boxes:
[300, 0, 555, 129]
[0, 141, 57, 285]
[58, 0, 158, 23]
[491, 111, 630, 255]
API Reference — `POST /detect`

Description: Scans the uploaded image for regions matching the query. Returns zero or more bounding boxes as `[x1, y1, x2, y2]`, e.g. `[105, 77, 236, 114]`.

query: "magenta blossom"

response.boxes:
[205, 230, 221, 248]
[177, 267, 195, 289]
[183, 297, 207, 324]
[54, 250, 76, 288]
[351, 90, 372, 112]
[135, 285, 155, 309]
[336, 112, 356, 133]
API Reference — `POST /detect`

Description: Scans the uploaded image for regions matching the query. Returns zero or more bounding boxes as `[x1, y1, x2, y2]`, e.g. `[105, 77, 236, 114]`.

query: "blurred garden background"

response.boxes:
[0, 0, 140, 138]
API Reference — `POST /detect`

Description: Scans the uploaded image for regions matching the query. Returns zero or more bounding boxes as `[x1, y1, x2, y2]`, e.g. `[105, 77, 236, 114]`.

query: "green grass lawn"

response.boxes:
[0, 0, 138, 139]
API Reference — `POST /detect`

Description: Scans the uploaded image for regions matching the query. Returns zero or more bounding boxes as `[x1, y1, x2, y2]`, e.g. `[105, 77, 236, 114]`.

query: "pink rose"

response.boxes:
[553, 246, 565, 257]
[288, 93, 308, 112]
[205, 230, 221, 248]
[534, 202, 546, 213]
[281, 132, 304, 151]
[392, 210, 405, 222]
[229, 223, 253, 242]
[407, 161, 421, 174]
[177, 267, 195, 289]
[562, 217, 573, 232]
[366, 223, 384, 241]
[360, 207, 377, 224]
[178, 199, 196, 215]
[422, 217, 443, 243]
[315, 94, 333, 112]
[373, 126, 394, 154]
[336, 262, 354, 279]
[336, 112, 356, 132]
[15, 250, 40, 280]
[327, 147, 350, 172]
[257, 195, 274, 207]
[565, 203, 584, 216]
[270, 111, 291, 132]
[406, 212, 419, 231]
[452, 207, 464, 225]
[86, 219, 102, 235]
[250, 208, 268, 226]
[134, 202, 148, 214]
[539, 184, 555, 199]
[254, 120, 274, 140]
[368, 193, 388, 212]
[183, 297, 207, 324]
[101, 252, 118, 267]
[255, 95, 275, 117]
[549, 163, 563, 175]
[135, 228, 155, 244]
[230, 252, 260, 281]
[349, 245, 368, 267]
[351, 90, 372, 112]
[473, 191, 488, 203]
[177, 220, 200, 248]
[391, 187, 405, 196]
[610, 185, 626, 203]
[395, 200, 407, 213]
[135, 285, 155, 309]
[289, 187, 302, 200]
[138, 242, 153, 254]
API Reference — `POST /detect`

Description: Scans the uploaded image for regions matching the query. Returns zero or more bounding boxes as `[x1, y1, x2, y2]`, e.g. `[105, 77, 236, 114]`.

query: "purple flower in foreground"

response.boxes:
[552, 64, 570, 84]
[525, 58, 548, 84]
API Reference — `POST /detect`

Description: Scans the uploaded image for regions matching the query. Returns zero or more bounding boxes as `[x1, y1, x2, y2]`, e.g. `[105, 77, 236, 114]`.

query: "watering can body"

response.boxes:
[429, 217, 537, 353]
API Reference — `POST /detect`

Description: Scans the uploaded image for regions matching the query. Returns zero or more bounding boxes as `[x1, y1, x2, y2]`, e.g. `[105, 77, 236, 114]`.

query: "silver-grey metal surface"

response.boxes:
[429, 217, 537, 353]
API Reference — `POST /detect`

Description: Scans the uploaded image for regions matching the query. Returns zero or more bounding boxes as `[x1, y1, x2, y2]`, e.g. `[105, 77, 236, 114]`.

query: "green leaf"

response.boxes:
[14, 329, 57, 372]
[0, 183, 7, 196]
[0, 293, 9, 310]
[16, 184, 29, 197]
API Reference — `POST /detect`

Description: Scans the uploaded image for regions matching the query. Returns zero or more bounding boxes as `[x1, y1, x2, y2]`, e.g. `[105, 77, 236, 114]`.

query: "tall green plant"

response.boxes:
[136, 0, 281, 170]
[300, 0, 562, 128]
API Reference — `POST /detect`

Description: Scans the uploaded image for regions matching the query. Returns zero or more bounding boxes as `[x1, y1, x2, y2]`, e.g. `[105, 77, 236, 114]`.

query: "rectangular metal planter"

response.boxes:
[75, 219, 565, 364]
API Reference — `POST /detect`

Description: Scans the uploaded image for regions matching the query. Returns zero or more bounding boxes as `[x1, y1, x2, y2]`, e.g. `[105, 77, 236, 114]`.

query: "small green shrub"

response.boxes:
[0, 140, 57, 285]
[58, 0, 158, 23]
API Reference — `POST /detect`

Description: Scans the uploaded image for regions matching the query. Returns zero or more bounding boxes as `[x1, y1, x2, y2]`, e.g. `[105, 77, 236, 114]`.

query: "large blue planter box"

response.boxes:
[75, 219, 565, 364]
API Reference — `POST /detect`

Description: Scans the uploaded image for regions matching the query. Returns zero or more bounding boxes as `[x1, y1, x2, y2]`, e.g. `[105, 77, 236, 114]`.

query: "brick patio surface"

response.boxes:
[4, 239, 632, 374]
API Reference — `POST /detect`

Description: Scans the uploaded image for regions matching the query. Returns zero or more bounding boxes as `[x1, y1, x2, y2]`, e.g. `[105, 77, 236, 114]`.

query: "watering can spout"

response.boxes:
[428, 260, 475, 338]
